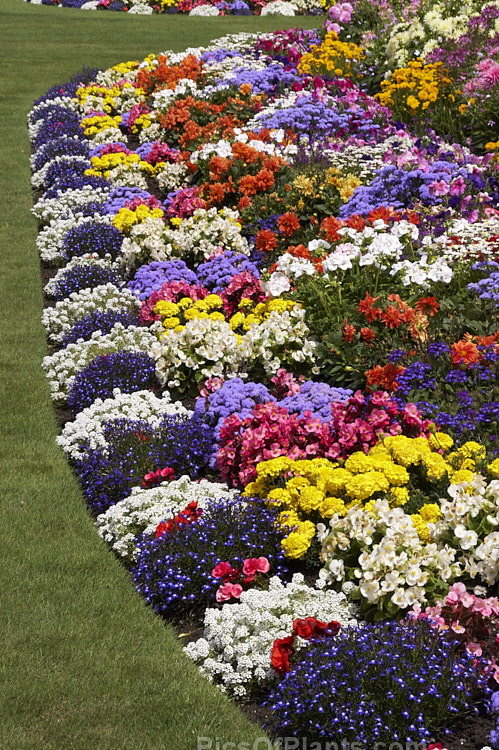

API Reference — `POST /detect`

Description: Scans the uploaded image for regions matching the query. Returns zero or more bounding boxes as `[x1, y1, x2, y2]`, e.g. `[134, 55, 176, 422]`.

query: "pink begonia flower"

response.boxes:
[447, 582, 474, 608]
[216, 582, 243, 602]
[212, 561, 236, 579]
[242, 557, 270, 577]
[324, 21, 341, 34]
[466, 642, 483, 657]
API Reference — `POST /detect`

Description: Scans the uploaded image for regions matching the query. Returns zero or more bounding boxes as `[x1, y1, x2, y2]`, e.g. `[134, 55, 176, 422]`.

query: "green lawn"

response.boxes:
[0, 2, 320, 747]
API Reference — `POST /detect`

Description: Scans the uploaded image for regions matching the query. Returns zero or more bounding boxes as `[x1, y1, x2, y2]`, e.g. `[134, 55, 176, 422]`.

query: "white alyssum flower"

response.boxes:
[185, 573, 358, 697]
[42, 323, 160, 404]
[57, 388, 189, 460]
[41, 283, 140, 344]
[95, 476, 238, 560]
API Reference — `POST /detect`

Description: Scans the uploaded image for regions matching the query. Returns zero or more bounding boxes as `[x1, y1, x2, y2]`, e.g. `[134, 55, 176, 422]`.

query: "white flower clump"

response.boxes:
[42, 323, 160, 404]
[166, 207, 250, 262]
[391, 253, 453, 288]
[36, 214, 113, 265]
[153, 318, 245, 389]
[95, 476, 238, 560]
[317, 499, 462, 612]
[431, 476, 499, 586]
[156, 162, 190, 192]
[242, 308, 318, 376]
[27, 98, 80, 140]
[119, 216, 169, 276]
[105, 161, 149, 188]
[41, 283, 140, 344]
[31, 155, 90, 190]
[185, 573, 358, 697]
[152, 79, 201, 112]
[57, 388, 189, 460]
[32, 187, 110, 226]
[260, 1, 296, 14]
[189, 5, 220, 15]
[44, 255, 117, 299]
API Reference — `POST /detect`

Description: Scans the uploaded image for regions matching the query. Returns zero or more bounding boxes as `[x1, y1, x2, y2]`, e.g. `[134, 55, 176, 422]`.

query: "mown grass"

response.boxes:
[0, 1, 320, 747]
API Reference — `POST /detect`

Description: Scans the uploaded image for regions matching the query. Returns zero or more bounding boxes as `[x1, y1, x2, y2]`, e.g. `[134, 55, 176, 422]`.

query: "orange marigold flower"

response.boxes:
[344, 214, 366, 231]
[415, 296, 440, 317]
[381, 305, 404, 329]
[360, 327, 376, 344]
[366, 363, 405, 392]
[358, 292, 382, 322]
[342, 323, 356, 342]
[255, 229, 278, 253]
[278, 212, 301, 237]
[450, 339, 480, 366]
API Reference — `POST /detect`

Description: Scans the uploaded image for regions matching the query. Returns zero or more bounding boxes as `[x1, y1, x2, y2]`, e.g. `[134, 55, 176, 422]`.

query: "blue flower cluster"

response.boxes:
[339, 162, 470, 218]
[31, 105, 82, 152]
[73, 414, 213, 515]
[127, 260, 199, 300]
[266, 619, 490, 744]
[279, 381, 353, 421]
[60, 221, 124, 261]
[61, 309, 140, 347]
[48, 262, 123, 300]
[33, 137, 90, 174]
[67, 351, 158, 413]
[222, 65, 300, 95]
[468, 261, 499, 306]
[43, 173, 110, 198]
[196, 250, 260, 293]
[131, 497, 288, 617]
[101, 186, 154, 215]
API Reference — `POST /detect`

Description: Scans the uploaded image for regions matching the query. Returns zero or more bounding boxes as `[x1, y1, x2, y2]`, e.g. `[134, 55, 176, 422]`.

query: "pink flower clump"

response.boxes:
[139, 280, 209, 324]
[217, 391, 431, 487]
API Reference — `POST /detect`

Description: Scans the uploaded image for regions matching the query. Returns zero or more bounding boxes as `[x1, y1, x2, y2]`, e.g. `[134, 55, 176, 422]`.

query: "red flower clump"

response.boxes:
[143, 466, 175, 489]
[155, 500, 202, 538]
[271, 617, 341, 676]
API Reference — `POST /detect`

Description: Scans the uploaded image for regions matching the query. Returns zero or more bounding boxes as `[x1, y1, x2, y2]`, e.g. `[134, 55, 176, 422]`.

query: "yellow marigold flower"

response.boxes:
[388, 486, 409, 506]
[255, 457, 294, 479]
[428, 432, 454, 452]
[298, 486, 325, 513]
[266, 488, 293, 508]
[344, 452, 376, 474]
[320, 467, 353, 494]
[281, 521, 316, 559]
[488, 458, 499, 478]
[377, 461, 410, 486]
[407, 95, 420, 109]
[345, 471, 389, 501]
[458, 441, 486, 460]
[277, 510, 301, 530]
[162, 317, 181, 330]
[411, 514, 430, 542]
[229, 312, 246, 331]
[286, 476, 311, 491]
[450, 469, 475, 485]
[320, 496, 347, 518]
[170, 217, 182, 227]
[419, 503, 442, 523]
[421, 453, 450, 480]
[154, 301, 180, 318]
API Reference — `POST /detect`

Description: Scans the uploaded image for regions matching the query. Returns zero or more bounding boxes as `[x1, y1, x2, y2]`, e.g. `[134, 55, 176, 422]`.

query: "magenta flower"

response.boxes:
[216, 582, 243, 602]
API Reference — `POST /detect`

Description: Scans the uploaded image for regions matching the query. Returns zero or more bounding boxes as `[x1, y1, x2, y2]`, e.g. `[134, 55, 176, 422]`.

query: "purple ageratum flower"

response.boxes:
[67, 350, 158, 414]
[101, 186, 155, 215]
[127, 260, 198, 300]
[196, 250, 260, 293]
[221, 65, 301, 95]
[194, 377, 274, 465]
[279, 381, 353, 422]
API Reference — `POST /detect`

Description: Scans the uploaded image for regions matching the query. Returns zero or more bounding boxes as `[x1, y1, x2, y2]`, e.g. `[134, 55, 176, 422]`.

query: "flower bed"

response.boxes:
[29, 5, 499, 747]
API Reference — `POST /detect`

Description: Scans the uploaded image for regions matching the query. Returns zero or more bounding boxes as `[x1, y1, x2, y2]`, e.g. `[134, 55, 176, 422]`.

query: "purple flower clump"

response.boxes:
[61, 309, 140, 347]
[196, 250, 260, 293]
[127, 260, 199, 300]
[278, 380, 353, 421]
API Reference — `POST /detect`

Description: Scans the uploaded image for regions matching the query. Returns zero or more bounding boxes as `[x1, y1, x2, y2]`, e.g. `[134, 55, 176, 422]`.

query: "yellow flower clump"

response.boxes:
[298, 32, 365, 79]
[112, 204, 165, 233]
[80, 114, 122, 138]
[155, 294, 226, 335]
[243, 434, 491, 559]
[375, 59, 453, 119]
[85, 152, 154, 180]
